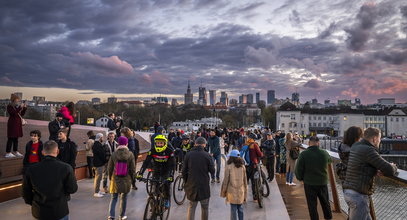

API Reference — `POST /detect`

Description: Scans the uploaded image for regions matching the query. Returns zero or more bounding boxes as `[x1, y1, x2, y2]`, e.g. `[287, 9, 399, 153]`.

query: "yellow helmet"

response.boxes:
[154, 134, 168, 152]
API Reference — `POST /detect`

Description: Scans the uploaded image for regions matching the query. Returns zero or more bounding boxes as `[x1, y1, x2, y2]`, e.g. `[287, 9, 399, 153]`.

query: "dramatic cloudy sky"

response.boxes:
[1, 0, 407, 103]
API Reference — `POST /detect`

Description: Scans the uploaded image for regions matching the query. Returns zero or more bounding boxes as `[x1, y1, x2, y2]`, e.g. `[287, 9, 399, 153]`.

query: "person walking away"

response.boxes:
[171, 131, 183, 150]
[48, 112, 66, 141]
[260, 132, 276, 182]
[222, 132, 230, 155]
[121, 128, 139, 190]
[107, 113, 118, 132]
[93, 133, 107, 198]
[23, 130, 44, 174]
[85, 131, 96, 178]
[58, 102, 75, 138]
[23, 140, 78, 220]
[343, 128, 398, 220]
[295, 136, 333, 220]
[5, 93, 27, 158]
[183, 137, 215, 220]
[274, 131, 281, 174]
[278, 133, 287, 175]
[245, 133, 263, 202]
[221, 150, 247, 220]
[336, 126, 363, 184]
[103, 131, 117, 193]
[107, 137, 135, 220]
[57, 128, 78, 170]
[285, 132, 301, 186]
[207, 130, 222, 183]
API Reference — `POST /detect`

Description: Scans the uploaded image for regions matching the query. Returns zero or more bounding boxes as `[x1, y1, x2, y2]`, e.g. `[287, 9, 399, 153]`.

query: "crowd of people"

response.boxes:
[4, 94, 399, 220]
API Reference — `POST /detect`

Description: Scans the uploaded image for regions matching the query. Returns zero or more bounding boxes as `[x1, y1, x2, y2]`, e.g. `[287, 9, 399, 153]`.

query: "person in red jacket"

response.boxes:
[5, 93, 27, 158]
[58, 102, 75, 138]
[246, 133, 263, 202]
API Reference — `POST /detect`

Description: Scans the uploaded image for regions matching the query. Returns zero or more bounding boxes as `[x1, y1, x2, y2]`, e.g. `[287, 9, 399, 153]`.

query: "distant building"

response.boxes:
[239, 94, 248, 104]
[292, 92, 300, 104]
[324, 99, 330, 105]
[338, 99, 352, 106]
[256, 92, 260, 103]
[171, 98, 179, 106]
[76, 100, 92, 105]
[378, 98, 395, 106]
[355, 98, 361, 105]
[311, 98, 318, 105]
[220, 92, 229, 106]
[121, 101, 144, 108]
[96, 116, 110, 128]
[107, 97, 117, 104]
[229, 99, 238, 106]
[154, 97, 168, 104]
[184, 81, 193, 105]
[33, 96, 45, 103]
[170, 117, 223, 131]
[247, 94, 254, 104]
[198, 86, 208, 106]
[267, 90, 275, 104]
[92, 98, 101, 105]
[209, 90, 216, 106]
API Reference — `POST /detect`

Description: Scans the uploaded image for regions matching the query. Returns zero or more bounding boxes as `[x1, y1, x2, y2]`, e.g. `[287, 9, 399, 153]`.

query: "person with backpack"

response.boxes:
[107, 136, 136, 220]
[285, 132, 301, 186]
[242, 133, 263, 202]
[221, 150, 247, 220]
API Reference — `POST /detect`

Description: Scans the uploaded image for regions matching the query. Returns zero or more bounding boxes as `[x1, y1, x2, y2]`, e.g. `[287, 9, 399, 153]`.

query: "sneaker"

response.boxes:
[94, 192, 104, 198]
[103, 187, 109, 193]
[100, 191, 106, 195]
[289, 182, 296, 186]
[13, 151, 23, 157]
[132, 186, 138, 190]
[5, 153, 16, 158]
[119, 216, 127, 220]
[285, 182, 289, 185]
[164, 199, 170, 209]
[108, 217, 114, 220]
[216, 178, 220, 183]
[211, 179, 216, 183]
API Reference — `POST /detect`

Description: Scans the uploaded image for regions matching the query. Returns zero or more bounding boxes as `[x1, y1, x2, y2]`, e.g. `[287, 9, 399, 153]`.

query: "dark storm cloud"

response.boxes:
[304, 79, 322, 89]
[318, 22, 337, 39]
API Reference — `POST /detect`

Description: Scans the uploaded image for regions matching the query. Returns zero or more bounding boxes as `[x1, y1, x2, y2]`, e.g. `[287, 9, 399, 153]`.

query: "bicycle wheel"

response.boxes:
[143, 197, 156, 220]
[146, 171, 153, 194]
[173, 175, 186, 205]
[261, 170, 270, 197]
[256, 179, 263, 208]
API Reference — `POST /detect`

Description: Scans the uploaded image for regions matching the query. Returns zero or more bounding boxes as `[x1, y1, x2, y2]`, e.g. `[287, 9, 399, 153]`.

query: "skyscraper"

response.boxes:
[209, 90, 216, 106]
[292, 92, 299, 103]
[247, 94, 254, 104]
[267, 90, 275, 104]
[256, 92, 260, 103]
[220, 92, 229, 106]
[198, 86, 207, 106]
[184, 81, 193, 105]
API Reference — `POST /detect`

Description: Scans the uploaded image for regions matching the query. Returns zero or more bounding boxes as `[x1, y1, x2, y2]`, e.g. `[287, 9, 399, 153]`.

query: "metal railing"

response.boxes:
[300, 143, 407, 219]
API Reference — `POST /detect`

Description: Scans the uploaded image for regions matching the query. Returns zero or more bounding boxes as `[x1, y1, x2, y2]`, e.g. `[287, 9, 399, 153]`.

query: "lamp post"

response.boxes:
[77, 110, 81, 125]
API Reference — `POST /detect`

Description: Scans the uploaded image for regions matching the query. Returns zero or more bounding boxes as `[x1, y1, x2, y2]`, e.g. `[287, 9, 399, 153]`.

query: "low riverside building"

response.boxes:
[170, 117, 223, 131]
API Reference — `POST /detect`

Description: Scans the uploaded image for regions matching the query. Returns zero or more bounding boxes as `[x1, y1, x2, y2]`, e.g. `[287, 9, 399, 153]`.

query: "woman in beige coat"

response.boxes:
[221, 150, 247, 220]
[285, 132, 301, 186]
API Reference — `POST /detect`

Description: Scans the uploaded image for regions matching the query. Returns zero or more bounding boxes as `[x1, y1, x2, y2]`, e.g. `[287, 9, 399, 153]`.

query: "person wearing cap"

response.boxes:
[295, 136, 333, 220]
[56, 128, 78, 170]
[93, 133, 107, 198]
[261, 132, 276, 182]
[48, 112, 67, 141]
[175, 134, 194, 171]
[107, 136, 135, 220]
[137, 134, 175, 209]
[151, 126, 165, 148]
[183, 137, 215, 220]
[221, 150, 247, 220]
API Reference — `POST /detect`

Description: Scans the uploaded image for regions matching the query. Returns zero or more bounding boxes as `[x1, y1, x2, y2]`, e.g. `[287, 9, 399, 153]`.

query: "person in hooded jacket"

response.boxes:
[107, 136, 135, 220]
[56, 128, 78, 170]
[260, 132, 276, 182]
[58, 102, 75, 138]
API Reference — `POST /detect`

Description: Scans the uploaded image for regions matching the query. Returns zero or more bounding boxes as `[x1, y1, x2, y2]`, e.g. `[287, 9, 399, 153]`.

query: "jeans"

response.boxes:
[60, 215, 69, 220]
[93, 166, 104, 193]
[304, 184, 332, 220]
[211, 154, 221, 180]
[265, 156, 275, 181]
[86, 156, 94, 178]
[6, 137, 18, 153]
[344, 189, 372, 220]
[187, 199, 209, 220]
[109, 193, 128, 218]
[286, 171, 294, 183]
[230, 204, 244, 220]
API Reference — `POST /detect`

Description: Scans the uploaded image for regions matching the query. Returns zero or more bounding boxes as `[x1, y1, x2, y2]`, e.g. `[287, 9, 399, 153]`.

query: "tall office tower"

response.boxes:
[267, 90, 275, 104]
[256, 92, 260, 103]
[247, 94, 254, 104]
[198, 86, 208, 106]
[184, 81, 194, 105]
[209, 90, 216, 106]
[292, 92, 299, 103]
[220, 92, 229, 106]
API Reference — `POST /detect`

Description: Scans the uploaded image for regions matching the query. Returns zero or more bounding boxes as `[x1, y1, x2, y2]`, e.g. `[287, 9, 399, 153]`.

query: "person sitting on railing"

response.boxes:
[343, 127, 398, 220]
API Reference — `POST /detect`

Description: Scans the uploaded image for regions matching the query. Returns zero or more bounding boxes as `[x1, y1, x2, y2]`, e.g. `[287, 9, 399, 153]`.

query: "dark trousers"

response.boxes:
[275, 156, 281, 173]
[246, 164, 258, 200]
[6, 137, 18, 153]
[304, 184, 332, 220]
[132, 152, 138, 188]
[87, 156, 94, 178]
[265, 156, 275, 181]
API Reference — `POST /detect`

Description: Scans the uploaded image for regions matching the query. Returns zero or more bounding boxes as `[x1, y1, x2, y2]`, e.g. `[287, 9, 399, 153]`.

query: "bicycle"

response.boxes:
[145, 168, 154, 194]
[139, 177, 171, 220]
[253, 160, 270, 208]
[172, 173, 186, 205]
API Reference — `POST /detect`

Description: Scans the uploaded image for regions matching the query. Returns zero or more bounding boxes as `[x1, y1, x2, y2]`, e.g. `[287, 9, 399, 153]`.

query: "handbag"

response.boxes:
[289, 147, 299, 160]
[18, 113, 27, 126]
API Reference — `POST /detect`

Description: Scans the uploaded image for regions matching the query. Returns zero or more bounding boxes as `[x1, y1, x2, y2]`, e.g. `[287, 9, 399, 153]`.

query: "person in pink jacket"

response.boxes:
[58, 102, 75, 138]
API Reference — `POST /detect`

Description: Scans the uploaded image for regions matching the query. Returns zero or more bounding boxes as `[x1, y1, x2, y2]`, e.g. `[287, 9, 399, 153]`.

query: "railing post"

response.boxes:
[327, 163, 341, 213]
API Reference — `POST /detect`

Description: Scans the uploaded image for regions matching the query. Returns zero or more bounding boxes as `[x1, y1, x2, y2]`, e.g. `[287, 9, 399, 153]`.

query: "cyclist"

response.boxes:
[137, 135, 175, 208]
[246, 133, 263, 202]
[175, 134, 194, 171]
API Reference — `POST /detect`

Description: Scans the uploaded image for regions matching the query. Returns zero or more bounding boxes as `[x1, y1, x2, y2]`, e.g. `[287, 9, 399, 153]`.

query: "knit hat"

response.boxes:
[195, 137, 207, 145]
[56, 112, 63, 117]
[118, 136, 128, 146]
[228, 149, 240, 158]
[95, 133, 104, 141]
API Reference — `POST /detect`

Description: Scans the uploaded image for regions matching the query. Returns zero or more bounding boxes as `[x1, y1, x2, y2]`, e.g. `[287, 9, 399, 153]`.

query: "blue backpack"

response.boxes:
[239, 145, 251, 165]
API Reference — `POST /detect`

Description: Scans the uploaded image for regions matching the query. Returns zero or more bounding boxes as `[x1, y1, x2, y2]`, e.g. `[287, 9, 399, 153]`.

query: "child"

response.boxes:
[23, 130, 44, 173]
[221, 150, 248, 220]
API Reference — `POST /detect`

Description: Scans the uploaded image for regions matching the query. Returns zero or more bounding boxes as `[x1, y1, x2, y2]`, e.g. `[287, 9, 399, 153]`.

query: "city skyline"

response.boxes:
[1, 1, 407, 103]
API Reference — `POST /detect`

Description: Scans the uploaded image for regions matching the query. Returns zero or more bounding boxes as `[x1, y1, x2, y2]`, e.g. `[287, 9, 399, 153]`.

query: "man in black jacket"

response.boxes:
[183, 137, 215, 220]
[107, 113, 118, 132]
[23, 140, 78, 220]
[48, 112, 66, 141]
[57, 128, 77, 169]
[261, 132, 276, 182]
[92, 133, 107, 197]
